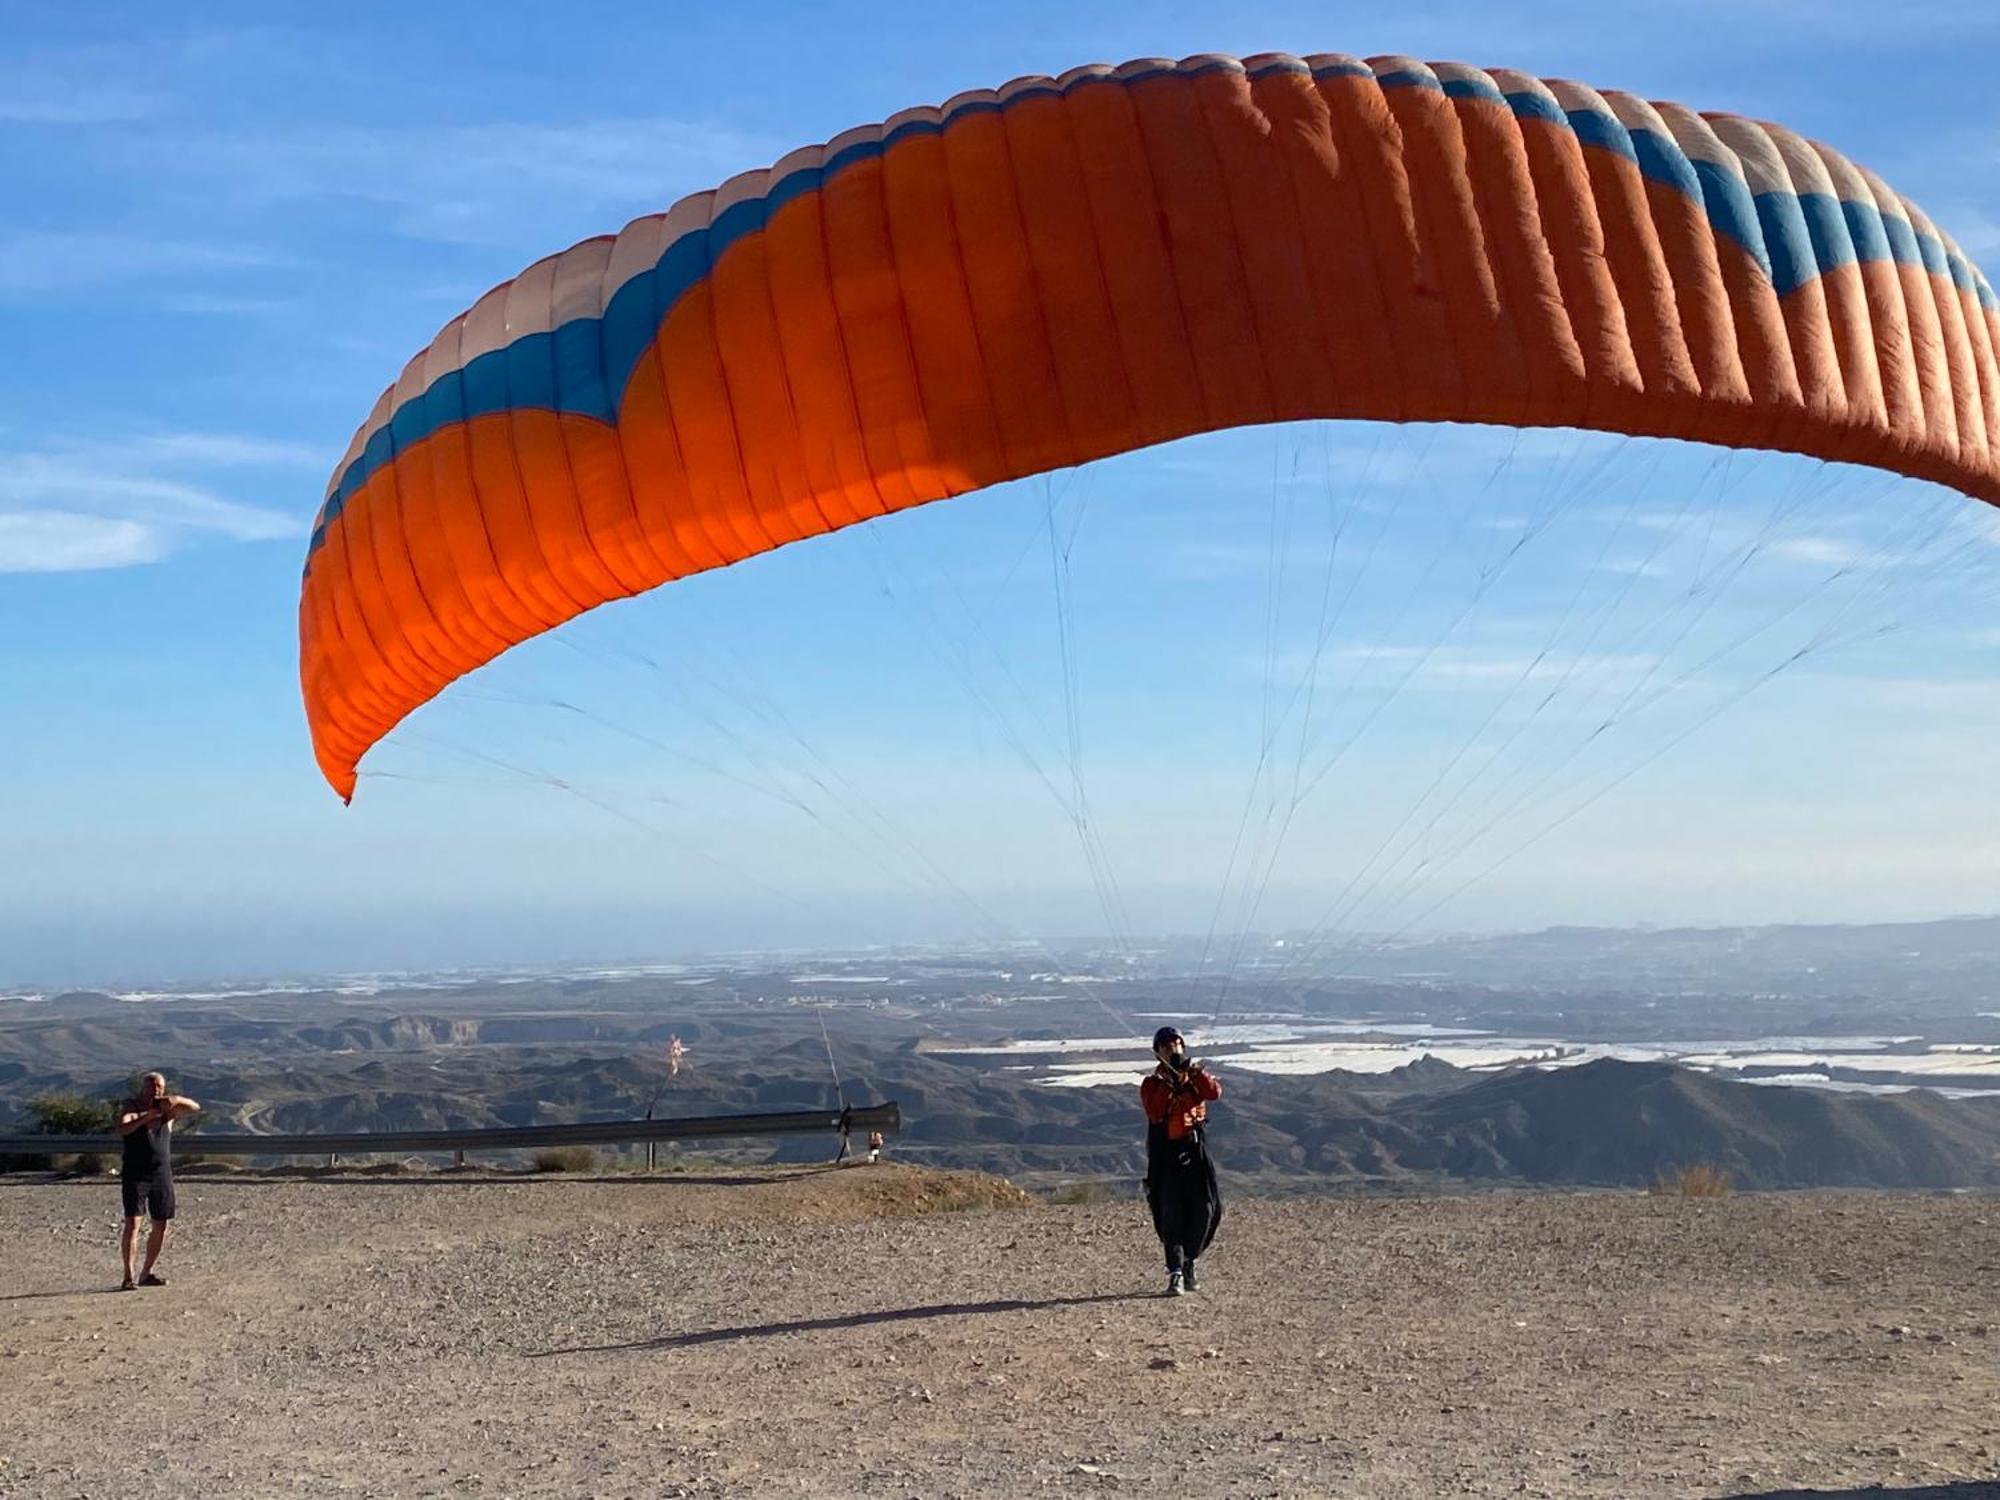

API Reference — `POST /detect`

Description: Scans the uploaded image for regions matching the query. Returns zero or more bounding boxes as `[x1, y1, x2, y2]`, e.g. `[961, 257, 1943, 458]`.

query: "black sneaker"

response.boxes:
[1165, 1270, 1185, 1297]
[139, 1273, 167, 1288]
[1183, 1260, 1200, 1292]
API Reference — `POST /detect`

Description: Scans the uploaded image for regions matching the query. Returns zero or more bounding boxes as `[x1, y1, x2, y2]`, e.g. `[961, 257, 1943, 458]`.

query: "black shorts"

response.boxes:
[120, 1173, 175, 1221]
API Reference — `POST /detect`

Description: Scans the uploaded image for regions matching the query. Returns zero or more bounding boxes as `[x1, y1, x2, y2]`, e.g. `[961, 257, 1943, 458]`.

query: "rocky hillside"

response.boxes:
[12, 1005, 2000, 1188]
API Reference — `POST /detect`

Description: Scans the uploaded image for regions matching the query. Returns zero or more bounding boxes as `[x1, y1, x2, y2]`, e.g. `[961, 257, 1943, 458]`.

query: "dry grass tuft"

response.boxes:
[532, 1146, 597, 1174]
[786, 1166, 1033, 1220]
[1048, 1179, 1116, 1205]
[1651, 1163, 1732, 1198]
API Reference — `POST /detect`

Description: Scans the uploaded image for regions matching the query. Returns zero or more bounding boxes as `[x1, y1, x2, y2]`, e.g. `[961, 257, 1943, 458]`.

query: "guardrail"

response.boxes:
[0, 1101, 900, 1162]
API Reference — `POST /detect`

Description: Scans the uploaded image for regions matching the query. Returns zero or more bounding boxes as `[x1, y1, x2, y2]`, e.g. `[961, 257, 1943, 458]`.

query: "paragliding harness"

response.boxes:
[1144, 1077, 1215, 1178]
[1143, 1067, 1223, 1261]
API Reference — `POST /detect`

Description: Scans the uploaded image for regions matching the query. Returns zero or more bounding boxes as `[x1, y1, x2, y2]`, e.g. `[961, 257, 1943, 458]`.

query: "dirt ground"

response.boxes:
[3, 1167, 1999, 1498]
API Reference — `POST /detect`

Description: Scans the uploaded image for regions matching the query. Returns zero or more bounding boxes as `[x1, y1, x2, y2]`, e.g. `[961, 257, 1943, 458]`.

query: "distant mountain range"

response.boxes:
[9, 938, 2000, 1191]
[1310, 913, 2000, 1006]
[862, 1049, 2000, 1190]
[8, 1015, 1998, 1191]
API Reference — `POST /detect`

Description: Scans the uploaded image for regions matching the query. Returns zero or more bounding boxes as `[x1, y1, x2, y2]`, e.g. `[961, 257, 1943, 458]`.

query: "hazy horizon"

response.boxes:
[12, 905, 2000, 995]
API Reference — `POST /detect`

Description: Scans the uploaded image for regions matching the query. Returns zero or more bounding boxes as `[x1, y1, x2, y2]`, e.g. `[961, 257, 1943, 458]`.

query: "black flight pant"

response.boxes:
[1147, 1140, 1221, 1272]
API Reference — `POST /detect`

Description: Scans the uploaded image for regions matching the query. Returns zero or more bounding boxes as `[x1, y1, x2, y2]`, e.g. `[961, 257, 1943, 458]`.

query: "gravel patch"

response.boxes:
[3, 1170, 1998, 1497]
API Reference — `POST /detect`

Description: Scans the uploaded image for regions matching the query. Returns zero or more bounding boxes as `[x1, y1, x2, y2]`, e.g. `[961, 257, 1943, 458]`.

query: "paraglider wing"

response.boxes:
[301, 51, 2000, 799]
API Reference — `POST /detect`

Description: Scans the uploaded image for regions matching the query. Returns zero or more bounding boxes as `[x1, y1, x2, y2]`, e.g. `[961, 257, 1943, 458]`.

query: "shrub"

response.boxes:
[3, 1093, 118, 1171]
[1651, 1163, 1732, 1198]
[26, 1092, 116, 1136]
[532, 1146, 597, 1173]
[882, 1173, 1033, 1215]
[1049, 1179, 1115, 1205]
[911, 1182, 1006, 1213]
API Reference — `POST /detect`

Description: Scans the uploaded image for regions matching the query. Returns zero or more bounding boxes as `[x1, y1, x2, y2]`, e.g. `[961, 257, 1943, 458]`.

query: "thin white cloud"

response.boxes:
[1854, 676, 2000, 721]
[1162, 539, 1280, 581]
[0, 513, 164, 573]
[1244, 642, 1660, 689]
[1323, 644, 1657, 684]
[1424, 651, 1657, 683]
[0, 232, 283, 296]
[1597, 555, 1671, 578]
[1626, 507, 1987, 574]
[0, 47, 170, 125]
[0, 430, 310, 573]
[134, 116, 784, 247]
[1938, 205, 2000, 261]
[112, 432, 326, 469]
[1677, 0, 2000, 45]
[1770, 535, 1868, 568]
[0, 455, 296, 541]
[1151, 423, 1602, 491]
[160, 292, 295, 316]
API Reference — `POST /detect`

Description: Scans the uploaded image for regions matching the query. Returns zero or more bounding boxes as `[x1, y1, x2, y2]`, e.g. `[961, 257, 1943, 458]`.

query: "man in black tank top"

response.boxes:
[115, 1072, 200, 1290]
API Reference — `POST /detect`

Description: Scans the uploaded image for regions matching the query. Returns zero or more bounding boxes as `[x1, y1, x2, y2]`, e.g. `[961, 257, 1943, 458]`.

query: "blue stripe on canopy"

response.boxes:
[308, 64, 1990, 559]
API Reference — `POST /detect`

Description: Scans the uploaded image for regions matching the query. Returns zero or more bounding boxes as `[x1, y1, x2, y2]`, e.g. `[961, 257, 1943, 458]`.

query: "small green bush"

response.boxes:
[26, 1092, 116, 1136]
[532, 1146, 597, 1173]
[3, 1093, 118, 1171]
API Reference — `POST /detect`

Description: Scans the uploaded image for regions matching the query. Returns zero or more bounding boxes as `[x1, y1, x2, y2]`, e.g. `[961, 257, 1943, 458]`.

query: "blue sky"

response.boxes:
[8, 1, 2000, 987]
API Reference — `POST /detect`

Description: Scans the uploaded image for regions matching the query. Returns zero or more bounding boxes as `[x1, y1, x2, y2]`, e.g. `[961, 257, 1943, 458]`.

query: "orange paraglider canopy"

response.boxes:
[301, 51, 2000, 800]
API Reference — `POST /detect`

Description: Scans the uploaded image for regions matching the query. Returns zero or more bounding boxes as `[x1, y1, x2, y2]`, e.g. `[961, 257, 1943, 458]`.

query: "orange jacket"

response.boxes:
[1141, 1064, 1221, 1142]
